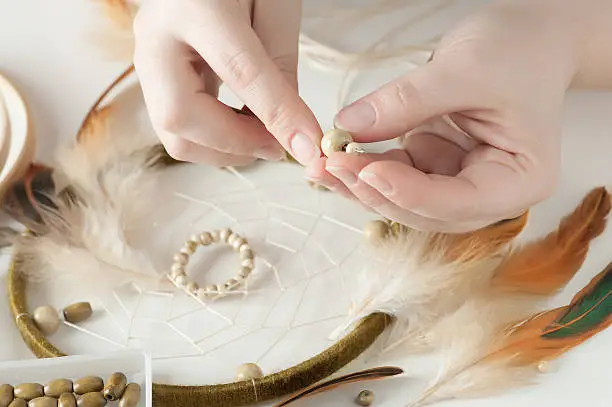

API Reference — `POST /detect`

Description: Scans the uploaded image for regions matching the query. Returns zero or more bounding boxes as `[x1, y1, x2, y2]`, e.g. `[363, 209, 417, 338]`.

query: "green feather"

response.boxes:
[543, 267, 612, 338]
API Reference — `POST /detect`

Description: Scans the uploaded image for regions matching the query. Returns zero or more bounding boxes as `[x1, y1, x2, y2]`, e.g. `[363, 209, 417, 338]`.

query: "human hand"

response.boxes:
[307, 0, 581, 233]
[133, 0, 322, 167]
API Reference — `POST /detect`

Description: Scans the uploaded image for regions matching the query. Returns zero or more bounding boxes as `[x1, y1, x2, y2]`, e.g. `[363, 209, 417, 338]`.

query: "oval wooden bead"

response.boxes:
[29, 397, 57, 407]
[32, 306, 60, 336]
[73, 377, 103, 395]
[62, 302, 93, 324]
[0, 384, 13, 407]
[13, 384, 43, 401]
[102, 373, 127, 401]
[44, 379, 73, 398]
[8, 399, 26, 407]
[76, 393, 106, 407]
[118, 383, 141, 407]
[57, 394, 76, 407]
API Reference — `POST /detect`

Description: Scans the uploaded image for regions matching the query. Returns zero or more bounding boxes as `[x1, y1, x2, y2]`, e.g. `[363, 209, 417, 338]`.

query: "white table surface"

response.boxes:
[1, 1, 611, 406]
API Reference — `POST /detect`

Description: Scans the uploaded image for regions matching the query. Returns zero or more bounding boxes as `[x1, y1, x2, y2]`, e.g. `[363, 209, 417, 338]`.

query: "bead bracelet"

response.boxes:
[168, 228, 255, 300]
[0, 373, 141, 407]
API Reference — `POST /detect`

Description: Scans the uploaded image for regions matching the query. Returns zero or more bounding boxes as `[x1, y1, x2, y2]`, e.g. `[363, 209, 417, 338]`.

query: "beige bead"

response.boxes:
[180, 242, 196, 255]
[186, 282, 199, 294]
[102, 373, 128, 401]
[76, 392, 106, 407]
[173, 252, 189, 266]
[210, 230, 220, 242]
[73, 377, 103, 395]
[240, 248, 254, 260]
[219, 228, 232, 242]
[118, 383, 141, 407]
[13, 384, 43, 401]
[8, 400, 26, 407]
[0, 384, 13, 407]
[33, 306, 60, 336]
[231, 237, 246, 251]
[205, 284, 219, 296]
[238, 267, 252, 279]
[44, 379, 72, 398]
[227, 233, 238, 245]
[235, 363, 264, 381]
[170, 263, 185, 275]
[363, 220, 390, 243]
[199, 232, 213, 245]
[174, 275, 187, 286]
[321, 128, 353, 157]
[28, 397, 57, 407]
[241, 259, 254, 269]
[196, 288, 208, 301]
[225, 278, 240, 290]
[58, 394, 76, 407]
[355, 390, 374, 406]
[62, 302, 93, 324]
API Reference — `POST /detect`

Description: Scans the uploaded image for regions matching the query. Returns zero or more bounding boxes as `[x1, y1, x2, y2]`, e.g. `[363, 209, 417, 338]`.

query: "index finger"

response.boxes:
[177, 1, 323, 165]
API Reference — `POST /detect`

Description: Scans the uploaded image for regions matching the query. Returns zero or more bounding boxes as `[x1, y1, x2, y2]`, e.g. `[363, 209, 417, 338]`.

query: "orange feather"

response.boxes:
[491, 187, 610, 295]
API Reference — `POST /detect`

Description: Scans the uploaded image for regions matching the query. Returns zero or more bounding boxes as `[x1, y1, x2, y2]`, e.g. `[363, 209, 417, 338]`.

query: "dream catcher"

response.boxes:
[1, 1, 611, 407]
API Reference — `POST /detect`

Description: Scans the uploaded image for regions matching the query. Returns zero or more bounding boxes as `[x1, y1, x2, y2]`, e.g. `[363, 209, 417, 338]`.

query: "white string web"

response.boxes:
[28, 153, 382, 387]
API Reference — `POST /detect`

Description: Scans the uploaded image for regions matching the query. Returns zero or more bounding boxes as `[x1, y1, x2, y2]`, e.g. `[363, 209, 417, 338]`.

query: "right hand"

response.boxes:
[133, 0, 322, 167]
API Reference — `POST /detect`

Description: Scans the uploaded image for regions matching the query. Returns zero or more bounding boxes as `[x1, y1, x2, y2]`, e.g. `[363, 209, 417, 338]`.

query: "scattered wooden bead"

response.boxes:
[76, 392, 106, 407]
[43, 380, 73, 398]
[32, 306, 60, 336]
[355, 390, 374, 406]
[8, 399, 26, 407]
[28, 396, 57, 407]
[102, 373, 127, 401]
[13, 384, 43, 401]
[0, 384, 13, 407]
[73, 377, 103, 395]
[62, 303, 93, 324]
[118, 383, 141, 407]
[235, 363, 263, 381]
[57, 394, 76, 407]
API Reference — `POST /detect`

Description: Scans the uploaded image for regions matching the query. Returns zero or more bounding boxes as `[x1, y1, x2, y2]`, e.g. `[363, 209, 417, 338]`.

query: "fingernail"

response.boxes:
[326, 166, 357, 186]
[254, 145, 286, 161]
[334, 101, 375, 131]
[290, 133, 320, 165]
[359, 170, 392, 194]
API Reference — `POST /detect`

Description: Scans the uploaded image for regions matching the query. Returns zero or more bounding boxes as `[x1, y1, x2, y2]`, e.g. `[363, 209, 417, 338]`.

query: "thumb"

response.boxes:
[334, 63, 463, 142]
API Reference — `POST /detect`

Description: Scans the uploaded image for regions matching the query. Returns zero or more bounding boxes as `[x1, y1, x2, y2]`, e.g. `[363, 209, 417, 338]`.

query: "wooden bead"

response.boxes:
[33, 306, 60, 336]
[196, 288, 208, 301]
[363, 220, 389, 243]
[227, 233, 238, 245]
[118, 383, 141, 407]
[174, 275, 187, 286]
[321, 129, 353, 157]
[13, 384, 43, 401]
[225, 278, 240, 290]
[76, 392, 106, 407]
[43, 379, 72, 398]
[185, 281, 199, 294]
[238, 267, 251, 279]
[240, 248, 253, 260]
[102, 373, 128, 401]
[57, 394, 76, 407]
[210, 230, 220, 242]
[173, 253, 189, 266]
[241, 259, 254, 269]
[73, 377, 103, 395]
[219, 228, 232, 242]
[355, 390, 374, 406]
[231, 237, 246, 251]
[170, 263, 185, 275]
[235, 363, 263, 381]
[8, 400, 26, 407]
[0, 384, 13, 407]
[28, 397, 57, 407]
[62, 302, 93, 324]
[199, 232, 213, 245]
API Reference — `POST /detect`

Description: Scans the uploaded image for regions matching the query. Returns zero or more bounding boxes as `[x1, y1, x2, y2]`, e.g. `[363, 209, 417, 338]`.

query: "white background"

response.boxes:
[1, 0, 611, 406]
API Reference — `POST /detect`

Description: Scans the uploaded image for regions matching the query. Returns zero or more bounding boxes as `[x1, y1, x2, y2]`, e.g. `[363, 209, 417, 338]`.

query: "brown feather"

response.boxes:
[491, 187, 610, 295]
[273, 366, 404, 406]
